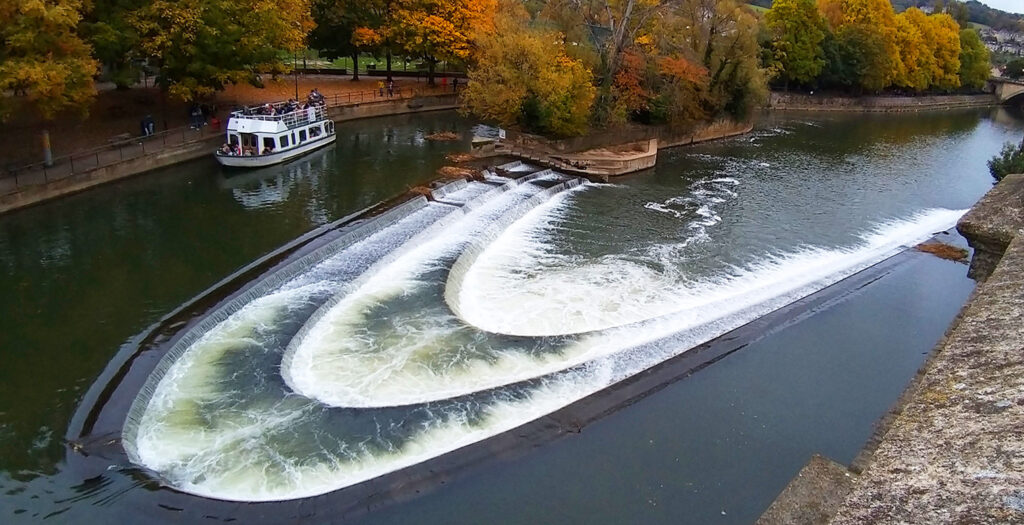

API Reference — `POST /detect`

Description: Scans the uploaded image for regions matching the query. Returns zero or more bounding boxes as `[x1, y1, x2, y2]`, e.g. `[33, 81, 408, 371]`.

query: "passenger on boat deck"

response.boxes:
[308, 88, 324, 106]
[262, 146, 274, 155]
[220, 144, 232, 155]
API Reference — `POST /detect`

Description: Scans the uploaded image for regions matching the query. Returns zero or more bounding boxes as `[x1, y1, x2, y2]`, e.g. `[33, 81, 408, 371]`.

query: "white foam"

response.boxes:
[283, 207, 964, 409]
[452, 208, 965, 337]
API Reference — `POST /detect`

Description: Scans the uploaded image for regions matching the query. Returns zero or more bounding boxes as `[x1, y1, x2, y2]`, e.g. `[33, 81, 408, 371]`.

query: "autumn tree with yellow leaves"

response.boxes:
[0, 0, 99, 120]
[391, 0, 497, 85]
[461, 1, 594, 136]
[766, 0, 984, 93]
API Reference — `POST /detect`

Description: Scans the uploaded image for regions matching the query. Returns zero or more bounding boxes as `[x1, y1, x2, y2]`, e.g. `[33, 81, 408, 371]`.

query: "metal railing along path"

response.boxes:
[1, 84, 464, 196]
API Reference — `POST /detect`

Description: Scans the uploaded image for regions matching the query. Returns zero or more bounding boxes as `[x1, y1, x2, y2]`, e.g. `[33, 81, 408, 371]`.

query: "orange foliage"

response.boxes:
[657, 56, 709, 84]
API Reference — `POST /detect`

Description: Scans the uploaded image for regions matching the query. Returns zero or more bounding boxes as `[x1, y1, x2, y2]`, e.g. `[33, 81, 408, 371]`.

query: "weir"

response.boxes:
[114, 128, 978, 503]
[120, 173, 968, 502]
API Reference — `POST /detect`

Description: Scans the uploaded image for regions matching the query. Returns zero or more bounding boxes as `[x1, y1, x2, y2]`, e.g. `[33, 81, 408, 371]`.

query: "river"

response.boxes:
[0, 108, 1021, 523]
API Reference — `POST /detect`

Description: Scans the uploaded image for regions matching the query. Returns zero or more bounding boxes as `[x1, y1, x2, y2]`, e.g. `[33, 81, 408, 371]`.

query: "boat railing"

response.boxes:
[230, 104, 327, 128]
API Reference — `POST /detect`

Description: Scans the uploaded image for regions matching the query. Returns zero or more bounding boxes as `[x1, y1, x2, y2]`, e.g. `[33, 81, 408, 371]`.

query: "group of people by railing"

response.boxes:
[239, 89, 326, 118]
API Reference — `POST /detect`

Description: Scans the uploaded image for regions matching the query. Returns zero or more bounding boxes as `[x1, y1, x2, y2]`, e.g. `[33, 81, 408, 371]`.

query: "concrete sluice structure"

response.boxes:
[118, 159, 971, 503]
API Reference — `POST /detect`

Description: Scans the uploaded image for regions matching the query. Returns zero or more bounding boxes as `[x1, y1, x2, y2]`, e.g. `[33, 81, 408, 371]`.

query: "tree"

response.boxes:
[988, 141, 1024, 181]
[0, 0, 99, 120]
[670, 0, 767, 119]
[836, 23, 892, 92]
[461, 2, 595, 136]
[894, 10, 928, 91]
[928, 12, 962, 91]
[765, 0, 827, 88]
[958, 28, 990, 90]
[1005, 58, 1024, 80]
[898, 8, 938, 91]
[817, 0, 903, 88]
[390, 0, 497, 85]
[309, 0, 380, 81]
[82, 0, 146, 89]
[130, 0, 314, 102]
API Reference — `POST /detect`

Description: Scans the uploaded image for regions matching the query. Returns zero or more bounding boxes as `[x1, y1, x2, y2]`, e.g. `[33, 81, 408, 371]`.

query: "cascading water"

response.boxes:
[123, 138, 970, 502]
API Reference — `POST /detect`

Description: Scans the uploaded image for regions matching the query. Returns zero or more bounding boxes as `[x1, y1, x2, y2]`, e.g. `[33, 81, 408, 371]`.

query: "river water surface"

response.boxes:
[0, 108, 1021, 522]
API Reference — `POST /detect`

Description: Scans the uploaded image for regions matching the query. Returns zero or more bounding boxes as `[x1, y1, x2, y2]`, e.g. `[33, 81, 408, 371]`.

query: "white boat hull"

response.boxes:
[215, 134, 336, 168]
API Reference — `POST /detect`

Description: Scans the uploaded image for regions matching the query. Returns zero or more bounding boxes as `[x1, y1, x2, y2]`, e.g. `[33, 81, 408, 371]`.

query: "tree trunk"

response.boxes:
[352, 52, 360, 81]
[427, 58, 436, 86]
[602, 0, 636, 89]
[386, 48, 393, 82]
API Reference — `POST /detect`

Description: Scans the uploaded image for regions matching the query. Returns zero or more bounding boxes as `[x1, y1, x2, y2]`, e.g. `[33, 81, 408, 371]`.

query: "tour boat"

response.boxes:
[215, 102, 336, 168]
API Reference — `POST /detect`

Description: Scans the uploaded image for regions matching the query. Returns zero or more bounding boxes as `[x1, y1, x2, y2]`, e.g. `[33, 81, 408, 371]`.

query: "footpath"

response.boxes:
[0, 83, 461, 215]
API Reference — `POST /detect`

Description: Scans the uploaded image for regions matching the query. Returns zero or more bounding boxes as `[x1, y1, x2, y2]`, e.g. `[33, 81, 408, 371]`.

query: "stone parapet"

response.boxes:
[827, 175, 1024, 524]
[957, 174, 1024, 280]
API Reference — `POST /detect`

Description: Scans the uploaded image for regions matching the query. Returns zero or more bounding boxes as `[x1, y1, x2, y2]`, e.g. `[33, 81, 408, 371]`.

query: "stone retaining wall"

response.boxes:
[768, 92, 998, 112]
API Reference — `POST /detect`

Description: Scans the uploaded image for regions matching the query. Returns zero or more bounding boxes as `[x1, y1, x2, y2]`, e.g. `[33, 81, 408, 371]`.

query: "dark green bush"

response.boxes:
[987, 142, 1024, 181]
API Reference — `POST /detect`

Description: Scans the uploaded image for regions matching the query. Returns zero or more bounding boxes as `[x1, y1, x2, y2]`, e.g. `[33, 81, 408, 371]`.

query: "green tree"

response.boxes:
[309, 0, 381, 81]
[836, 23, 892, 92]
[0, 0, 99, 120]
[1005, 58, 1024, 80]
[988, 141, 1024, 181]
[766, 0, 827, 88]
[130, 0, 314, 101]
[958, 28, 990, 90]
[82, 0, 146, 89]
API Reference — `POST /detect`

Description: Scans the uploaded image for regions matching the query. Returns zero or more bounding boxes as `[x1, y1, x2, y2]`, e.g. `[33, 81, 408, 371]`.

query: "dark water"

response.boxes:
[0, 108, 1020, 522]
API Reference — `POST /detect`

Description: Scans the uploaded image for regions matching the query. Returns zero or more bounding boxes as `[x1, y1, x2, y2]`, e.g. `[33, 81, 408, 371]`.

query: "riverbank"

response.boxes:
[767, 92, 998, 112]
[760, 174, 1024, 524]
[483, 118, 753, 181]
[0, 92, 459, 215]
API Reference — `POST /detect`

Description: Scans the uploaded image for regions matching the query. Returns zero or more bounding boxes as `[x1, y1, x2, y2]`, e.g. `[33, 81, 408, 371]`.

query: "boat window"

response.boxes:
[280, 135, 289, 148]
[310, 125, 321, 138]
[229, 134, 240, 146]
[326, 121, 334, 134]
[241, 133, 257, 148]
[299, 129, 307, 142]
[262, 136, 276, 152]
[292, 132, 296, 144]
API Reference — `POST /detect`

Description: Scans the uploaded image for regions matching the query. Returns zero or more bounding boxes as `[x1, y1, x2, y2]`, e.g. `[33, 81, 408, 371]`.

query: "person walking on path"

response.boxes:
[140, 114, 155, 136]
[452, 77, 459, 92]
[387, 79, 395, 98]
[378, 80, 385, 97]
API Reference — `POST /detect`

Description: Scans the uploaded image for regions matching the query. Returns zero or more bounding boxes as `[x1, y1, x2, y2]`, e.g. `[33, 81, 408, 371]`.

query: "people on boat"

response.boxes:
[308, 89, 324, 106]
[262, 146, 274, 155]
[220, 143, 232, 155]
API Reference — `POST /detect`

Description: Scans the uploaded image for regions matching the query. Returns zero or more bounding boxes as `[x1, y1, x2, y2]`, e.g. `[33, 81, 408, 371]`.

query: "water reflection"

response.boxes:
[218, 148, 333, 211]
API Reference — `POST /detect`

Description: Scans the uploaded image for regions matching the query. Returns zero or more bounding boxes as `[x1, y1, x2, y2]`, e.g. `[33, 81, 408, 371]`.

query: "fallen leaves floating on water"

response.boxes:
[445, 152, 475, 163]
[425, 131, 459, 141]
[437, 165, 479, 179]
[915, 242, 969, 262]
